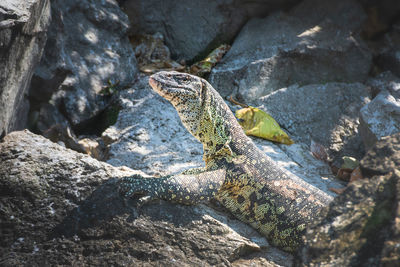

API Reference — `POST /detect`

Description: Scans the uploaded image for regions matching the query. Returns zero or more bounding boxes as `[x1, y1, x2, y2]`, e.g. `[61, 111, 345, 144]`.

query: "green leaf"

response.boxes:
[235, 106, 294, 145]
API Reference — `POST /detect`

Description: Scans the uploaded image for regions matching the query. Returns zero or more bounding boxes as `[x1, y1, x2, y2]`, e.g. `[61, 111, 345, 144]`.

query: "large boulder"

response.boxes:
[29, 0, 138, 132]
[375, 21, 400, 79]
[0, 130, 293, 265]
[121, 0, 301, 62]
[358, 0, 400, 38]
[257, 82, 370, 165]
[359, 73, 400, 150]
[209, 0, 372, 102]
[0, 0, 50, 137]
[299, 133, 400, 266]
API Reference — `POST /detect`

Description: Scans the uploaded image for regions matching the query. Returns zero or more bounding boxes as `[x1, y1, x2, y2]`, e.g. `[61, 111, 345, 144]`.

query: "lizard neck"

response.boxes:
[198, 85, 251, 168]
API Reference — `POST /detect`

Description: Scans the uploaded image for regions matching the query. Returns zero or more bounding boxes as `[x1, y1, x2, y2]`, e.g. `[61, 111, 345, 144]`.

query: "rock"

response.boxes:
[0, 130, 292, 266]
[42, 123, 86, 153]
[365, 71, 400, 95]
[129, 32, 185, 74]
[78, 137, 107, 161]
[0, 0, 51, 137]
[360, 133, 400, 177]
[375, 22, 400, 77]
[131, 32, 171, 66]
[298, 132, 400, 266]
[121, 0, 301, 62]
[209, 0, 372, 102]
[29, 0, 138, 131]
[103, 74, 204, 176]
[257, 82, 370, 165]
[34, 103, 68, 133]
[358, 0, 400, 38]
[236, 0, 301, 18]
[359, 75, 400, 150]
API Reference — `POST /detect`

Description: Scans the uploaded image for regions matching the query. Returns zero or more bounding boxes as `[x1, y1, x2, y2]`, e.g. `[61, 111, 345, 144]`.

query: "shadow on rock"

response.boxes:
[51, 178, 206, 242]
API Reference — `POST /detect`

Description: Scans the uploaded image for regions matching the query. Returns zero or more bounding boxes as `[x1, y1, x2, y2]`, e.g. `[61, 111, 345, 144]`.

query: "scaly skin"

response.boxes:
[119, 71, 332, 252]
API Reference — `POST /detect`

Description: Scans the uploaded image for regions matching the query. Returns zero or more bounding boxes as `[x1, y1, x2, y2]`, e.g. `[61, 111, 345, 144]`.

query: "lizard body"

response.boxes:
[119, 71, 332, 252]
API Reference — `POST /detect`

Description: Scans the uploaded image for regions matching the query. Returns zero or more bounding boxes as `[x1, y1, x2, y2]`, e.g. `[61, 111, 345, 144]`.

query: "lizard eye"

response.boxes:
[199, 81, 208, 100]
[201, 81, 206, 94]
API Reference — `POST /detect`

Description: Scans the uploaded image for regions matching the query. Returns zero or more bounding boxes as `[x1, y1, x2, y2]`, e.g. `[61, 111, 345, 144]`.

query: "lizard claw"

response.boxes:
[137, 195, 154, 207]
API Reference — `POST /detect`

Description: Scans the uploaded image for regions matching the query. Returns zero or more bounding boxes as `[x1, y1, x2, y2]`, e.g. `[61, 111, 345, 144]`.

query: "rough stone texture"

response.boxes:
[30, 0, 138, 131]
[209, 0, 372, 102]
[250, 138, 342, 196]
[0, 130, 292, 266]
[104, 75, 343, 197]
[359, 75, 400, 150]
[257, 82, 370, 165]
[375, 22, 400, 77]
[103, 75, 204, 176]
[0, 0, 50, 137]
[360, 133, 400, 177]
[298, 133, 400, 266]
[358, 0, 400, 38]
[121, 0, 300, 62]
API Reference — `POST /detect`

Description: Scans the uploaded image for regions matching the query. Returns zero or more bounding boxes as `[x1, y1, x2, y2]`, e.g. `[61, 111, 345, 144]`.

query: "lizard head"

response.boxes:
[149, 71, 205, 138]
[149, 71, 236, 163]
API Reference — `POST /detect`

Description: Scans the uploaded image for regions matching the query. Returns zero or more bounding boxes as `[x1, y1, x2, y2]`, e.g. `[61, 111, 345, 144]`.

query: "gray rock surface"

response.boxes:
[209, 0, 372, 102]
[121, 0, 301, 62]
[257, 82, 370, 165]
[30, 0, 138, 131]
[103, 75, 204, 176]
[375, 22, 400, 77]
[299, 133, 400, 266]
[360, 131, 400, 177]
[0, 130, 292, 266]
[358, 0, 400, 38]
[0, 0, 50, 137]
[360, 75, 400, 150]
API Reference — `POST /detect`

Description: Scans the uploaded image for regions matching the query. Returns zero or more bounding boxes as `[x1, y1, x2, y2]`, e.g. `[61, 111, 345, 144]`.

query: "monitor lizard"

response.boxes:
[119, 71, 332, 252]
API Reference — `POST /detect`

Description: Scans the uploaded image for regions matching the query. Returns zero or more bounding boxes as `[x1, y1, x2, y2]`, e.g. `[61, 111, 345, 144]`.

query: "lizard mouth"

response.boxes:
[149, 76, 170, 100]
[148, 76, 159, 92]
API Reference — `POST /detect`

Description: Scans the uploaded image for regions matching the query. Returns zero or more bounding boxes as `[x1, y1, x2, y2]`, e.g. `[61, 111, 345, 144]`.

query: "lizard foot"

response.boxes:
[118, 175, 159, 204]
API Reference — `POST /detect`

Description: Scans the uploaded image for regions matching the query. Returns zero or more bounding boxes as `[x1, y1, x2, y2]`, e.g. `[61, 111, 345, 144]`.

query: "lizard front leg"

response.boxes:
[118, 168, 226, 205]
